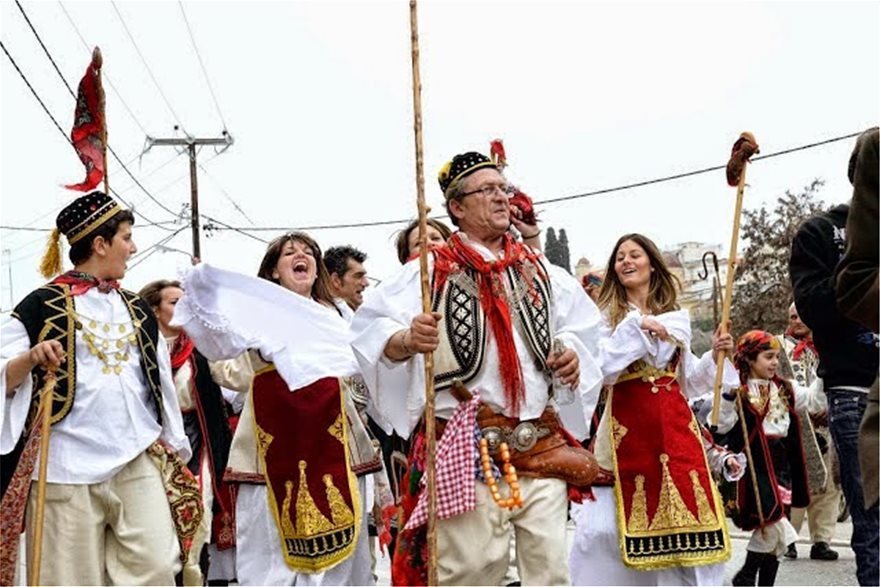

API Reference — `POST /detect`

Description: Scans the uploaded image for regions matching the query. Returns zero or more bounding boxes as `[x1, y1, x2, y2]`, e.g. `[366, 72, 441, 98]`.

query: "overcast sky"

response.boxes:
[2, 0, 878, 310]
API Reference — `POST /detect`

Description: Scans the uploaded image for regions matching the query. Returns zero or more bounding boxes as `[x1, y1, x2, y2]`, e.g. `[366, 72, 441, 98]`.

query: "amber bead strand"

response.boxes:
[479, 439, 524, 509]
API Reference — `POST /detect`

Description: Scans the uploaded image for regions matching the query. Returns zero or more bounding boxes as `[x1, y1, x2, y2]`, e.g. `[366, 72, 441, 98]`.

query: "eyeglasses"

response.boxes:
[460, 183, 516, 198]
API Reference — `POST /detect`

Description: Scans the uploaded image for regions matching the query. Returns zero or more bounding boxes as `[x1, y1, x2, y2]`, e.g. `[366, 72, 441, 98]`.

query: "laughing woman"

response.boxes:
[174, 232, 381, 586]
[569, 233, 744, 586]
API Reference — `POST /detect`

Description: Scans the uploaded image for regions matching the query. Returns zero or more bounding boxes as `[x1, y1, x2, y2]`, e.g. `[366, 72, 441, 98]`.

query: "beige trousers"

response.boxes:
[436, 477, 569, 586]
[26, 451, 180, 585]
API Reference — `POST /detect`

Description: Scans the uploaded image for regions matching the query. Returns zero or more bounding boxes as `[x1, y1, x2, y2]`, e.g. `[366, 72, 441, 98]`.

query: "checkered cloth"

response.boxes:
[405, 394, 481, 530]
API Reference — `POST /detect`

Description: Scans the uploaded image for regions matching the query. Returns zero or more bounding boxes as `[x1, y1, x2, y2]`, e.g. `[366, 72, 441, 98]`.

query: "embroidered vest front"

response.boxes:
[430, 256, 554, 391]
[12, 284, 163, 430]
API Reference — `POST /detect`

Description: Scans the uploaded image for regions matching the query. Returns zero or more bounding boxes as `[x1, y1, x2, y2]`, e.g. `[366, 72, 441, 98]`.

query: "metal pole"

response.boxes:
[188, 143, 201, 260]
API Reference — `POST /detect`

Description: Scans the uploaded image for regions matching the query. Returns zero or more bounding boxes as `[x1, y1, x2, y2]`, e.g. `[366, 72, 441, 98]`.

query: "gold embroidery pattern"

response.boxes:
[281, 481, 296, 536]
[324, 474, 355, 527]
[690, 470, 718, 526]
[255, 424, 274, 457]
[327, 413, 345, 444]
[649, 454, 699, 531]
[688, 417, 701, 439]
[611, 417, 629, 450]
[26, 285, 77, 427]
[628, 475, 649, 532]
[295, 461, 334, 536]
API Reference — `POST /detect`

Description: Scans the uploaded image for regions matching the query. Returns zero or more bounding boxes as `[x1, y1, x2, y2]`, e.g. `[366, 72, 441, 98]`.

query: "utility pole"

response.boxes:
[145, 132, 233, 259]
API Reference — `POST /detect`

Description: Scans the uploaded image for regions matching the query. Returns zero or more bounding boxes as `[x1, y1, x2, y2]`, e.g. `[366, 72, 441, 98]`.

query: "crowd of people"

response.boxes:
[0, 127, 877, 586]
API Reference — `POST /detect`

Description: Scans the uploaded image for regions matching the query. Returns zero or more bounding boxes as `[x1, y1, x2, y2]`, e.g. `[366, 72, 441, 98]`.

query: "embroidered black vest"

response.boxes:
[11, 284, 163, 430]
[724, 381, 810, 530]
[429, 256, 554, 390]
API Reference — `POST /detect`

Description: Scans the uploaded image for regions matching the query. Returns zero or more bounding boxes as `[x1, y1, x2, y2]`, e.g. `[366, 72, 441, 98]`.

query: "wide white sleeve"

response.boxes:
[793, 377, 824, 414]
[350, 260, 427, 438]
[545, 263, 604, 432]
[0, 315, 35, 454]
[685, 351, 740, 400]
[156, 337, 192, 462]
[598, 311, 655, 384]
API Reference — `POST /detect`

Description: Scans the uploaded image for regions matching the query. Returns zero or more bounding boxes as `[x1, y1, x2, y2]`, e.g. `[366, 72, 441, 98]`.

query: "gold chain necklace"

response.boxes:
[71, 310, 142, 375]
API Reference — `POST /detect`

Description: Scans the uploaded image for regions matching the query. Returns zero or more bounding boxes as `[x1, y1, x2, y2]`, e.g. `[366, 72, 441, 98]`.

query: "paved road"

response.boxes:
[374, 518, 858, 586]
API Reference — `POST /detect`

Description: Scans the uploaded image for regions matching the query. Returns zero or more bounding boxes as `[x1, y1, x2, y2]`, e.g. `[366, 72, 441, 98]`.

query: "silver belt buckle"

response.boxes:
[482, 427, 504, 454]
[510, 422, 540, 452]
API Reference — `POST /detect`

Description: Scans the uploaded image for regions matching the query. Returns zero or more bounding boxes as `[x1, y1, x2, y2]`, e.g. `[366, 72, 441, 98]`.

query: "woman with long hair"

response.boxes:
[569, 233, 744, 585]
[174, 232, 381, 586]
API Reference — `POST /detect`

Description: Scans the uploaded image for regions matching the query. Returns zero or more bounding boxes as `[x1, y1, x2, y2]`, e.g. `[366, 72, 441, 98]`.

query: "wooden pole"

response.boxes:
[408, 1, 438, 584]
[28, 372, 56, 587]
[709, 147, 752, 428]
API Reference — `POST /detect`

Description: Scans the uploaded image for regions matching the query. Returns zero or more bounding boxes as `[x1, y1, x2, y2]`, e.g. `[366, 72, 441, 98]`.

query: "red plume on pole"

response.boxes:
[491, 139, 539, 226]
[65, 47, 105, 192]
[489, 138, 507, 170]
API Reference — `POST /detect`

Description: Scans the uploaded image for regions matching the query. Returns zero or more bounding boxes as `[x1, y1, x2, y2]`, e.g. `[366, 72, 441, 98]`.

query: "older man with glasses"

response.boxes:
[351, 150, 603, 585]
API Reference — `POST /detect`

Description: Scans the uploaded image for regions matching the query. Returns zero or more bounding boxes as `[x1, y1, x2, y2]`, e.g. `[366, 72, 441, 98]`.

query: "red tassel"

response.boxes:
[490, 139, 507, 170]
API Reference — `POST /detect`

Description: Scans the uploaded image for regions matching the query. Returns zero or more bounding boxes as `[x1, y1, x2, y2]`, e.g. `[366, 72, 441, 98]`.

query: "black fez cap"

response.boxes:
[56, 191, 123, 245]
[437, 151, 497, 197]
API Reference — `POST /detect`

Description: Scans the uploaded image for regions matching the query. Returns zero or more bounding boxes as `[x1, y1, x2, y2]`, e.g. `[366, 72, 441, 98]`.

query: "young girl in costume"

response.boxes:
[569, 233, 745, 586]
[715, 330, 822, 586]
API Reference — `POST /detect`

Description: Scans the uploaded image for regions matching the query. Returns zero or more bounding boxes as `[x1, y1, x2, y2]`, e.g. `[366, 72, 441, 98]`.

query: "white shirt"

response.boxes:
[0, 288, 190, 483]
[349, 235, 604, 438]
[715, 377, 822, 438]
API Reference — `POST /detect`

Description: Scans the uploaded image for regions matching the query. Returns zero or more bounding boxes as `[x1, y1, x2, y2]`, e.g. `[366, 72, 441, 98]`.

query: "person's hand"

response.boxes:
[547, 347, 580, 389]
[640, 317, 669, 341]
[581, 273, 602, 303]
[712, 322, 735, 361]
[407, 312, 443, 354]
[725, 455, 743, 477]
[509, 207, 539, 239]
[29, 340, 65, 370]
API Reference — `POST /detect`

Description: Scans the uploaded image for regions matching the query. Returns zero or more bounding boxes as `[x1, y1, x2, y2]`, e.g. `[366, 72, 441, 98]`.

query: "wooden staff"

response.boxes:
[710, 132, 759, 428]
[94, 46, 109, 195]
[28, 370, 57, 587]
[408, 1, 438, 584]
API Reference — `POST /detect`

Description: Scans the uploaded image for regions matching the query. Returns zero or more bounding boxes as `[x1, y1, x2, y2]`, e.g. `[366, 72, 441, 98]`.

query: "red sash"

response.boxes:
[251, 368, 360, 573]
[609, 362, 730, 570]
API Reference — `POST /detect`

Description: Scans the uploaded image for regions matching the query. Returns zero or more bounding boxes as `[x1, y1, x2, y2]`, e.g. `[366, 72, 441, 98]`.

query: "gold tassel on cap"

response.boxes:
[39, 228, 63, 278]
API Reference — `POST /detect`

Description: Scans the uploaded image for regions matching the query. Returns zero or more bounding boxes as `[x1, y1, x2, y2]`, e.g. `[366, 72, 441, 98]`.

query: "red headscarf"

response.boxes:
[734, 330, 781, 386]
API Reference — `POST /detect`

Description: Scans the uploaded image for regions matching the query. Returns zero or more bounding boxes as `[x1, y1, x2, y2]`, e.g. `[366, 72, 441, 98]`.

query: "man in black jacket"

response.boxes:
[791, 199, 880, 586]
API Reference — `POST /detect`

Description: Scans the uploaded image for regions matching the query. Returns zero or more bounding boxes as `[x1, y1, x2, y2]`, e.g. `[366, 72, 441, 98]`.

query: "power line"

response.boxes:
[11, 2, 180, 227]
[127, 226, 189, 270]
[197, 161, 254, 225]
[0, 40, 72, 147]
[15, 0, 75, 98]
[177, 0, 228, 130]
[201, 214, 268, 244]
[111, 0, 186, 130]
[57, 0, 149, 136]
[206, 130, 863, 234]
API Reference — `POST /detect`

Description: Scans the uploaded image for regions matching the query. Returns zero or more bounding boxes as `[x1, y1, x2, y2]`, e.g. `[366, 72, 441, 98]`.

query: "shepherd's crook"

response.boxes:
[408, 1, 439, 584]
[710, 132, 759, 428]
